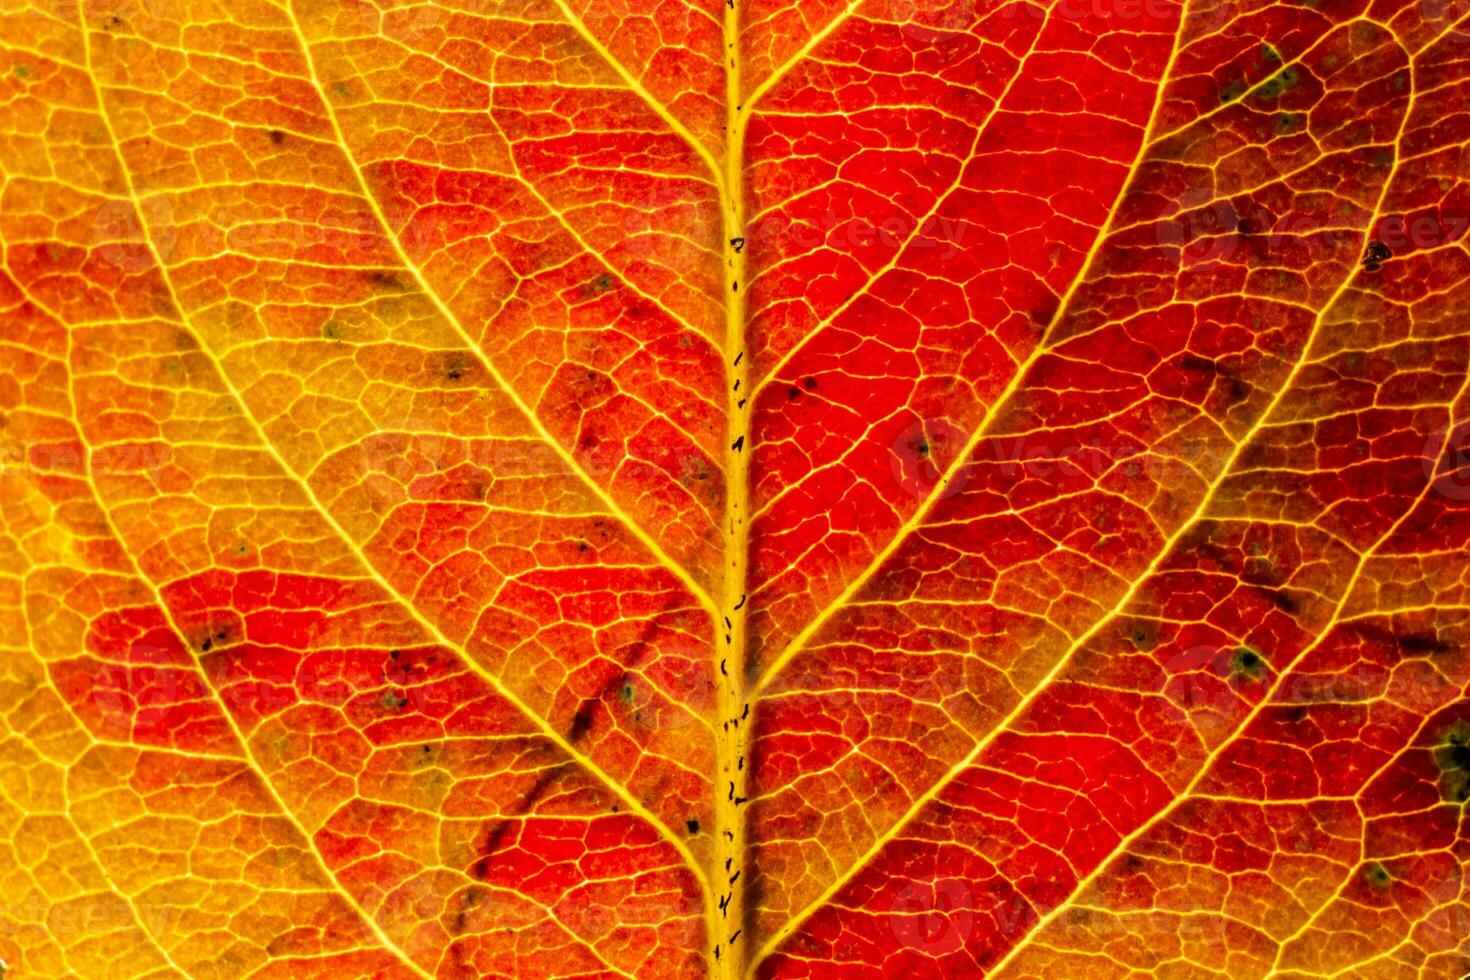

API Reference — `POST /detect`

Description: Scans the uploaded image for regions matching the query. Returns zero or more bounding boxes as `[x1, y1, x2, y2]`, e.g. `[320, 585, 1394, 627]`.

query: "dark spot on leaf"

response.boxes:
[1256, 68, 1299, 100]
[1363, 863, 1392, 888]
[1435, 723, 1470, 803]
[1030, 300, 1059, 328]
[1231, 647, 1267, 680]
[269, 129, 286, 145]
[367, 271, 406, 291]
[443, 353, 473, 382]
[1398, 631, 1453, 656]
[568, 700, 596, 742]
[1219, 79, 1249, 103]
[1259, 586, 1300, 614]
[1363, 240, 1392, 268]
[803, 377, 818, 390]
[1275, 112, 1304, 134]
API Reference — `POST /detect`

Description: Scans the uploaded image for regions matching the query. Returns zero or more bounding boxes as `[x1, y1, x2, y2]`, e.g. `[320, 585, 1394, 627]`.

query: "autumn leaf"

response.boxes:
[2, 0, 1470, 977]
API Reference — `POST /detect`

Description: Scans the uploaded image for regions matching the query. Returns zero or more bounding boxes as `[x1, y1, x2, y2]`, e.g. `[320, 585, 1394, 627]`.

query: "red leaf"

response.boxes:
[2, 1, 1469, 978]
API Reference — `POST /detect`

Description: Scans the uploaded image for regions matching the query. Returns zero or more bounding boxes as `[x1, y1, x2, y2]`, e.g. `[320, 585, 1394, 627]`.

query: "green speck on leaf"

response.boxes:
[1231, 647, 1267, 680]
[1219, 79, 1249, 104]
[1363, 863, 1392, 888]
[1256, 68, 1300, 100]
[1274, 112, 1304, 134]
[1261, 44, 1282, 63]
[1435, 722, 1470, 803]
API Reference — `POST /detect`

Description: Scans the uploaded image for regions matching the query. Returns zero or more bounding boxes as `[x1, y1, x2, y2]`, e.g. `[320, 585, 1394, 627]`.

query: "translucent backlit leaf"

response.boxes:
[1, 0, 1468, 977]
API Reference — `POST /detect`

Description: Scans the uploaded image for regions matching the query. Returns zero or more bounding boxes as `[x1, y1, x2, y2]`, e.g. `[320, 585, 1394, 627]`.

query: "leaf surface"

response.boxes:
[2, 0, 1469, 978]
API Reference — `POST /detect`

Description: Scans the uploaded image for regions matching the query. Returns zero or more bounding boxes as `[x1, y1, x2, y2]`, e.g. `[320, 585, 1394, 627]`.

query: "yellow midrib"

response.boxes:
[715, 0, 754, 975]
